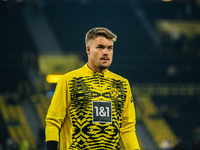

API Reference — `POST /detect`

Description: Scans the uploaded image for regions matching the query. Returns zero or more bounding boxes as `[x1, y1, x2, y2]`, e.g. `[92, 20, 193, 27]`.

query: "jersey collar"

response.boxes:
[83, 63, 109, 77]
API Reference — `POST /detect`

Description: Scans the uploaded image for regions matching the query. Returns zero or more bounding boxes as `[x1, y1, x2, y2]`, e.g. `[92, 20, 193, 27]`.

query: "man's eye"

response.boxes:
[97, 46, 103, 49]
[108, 47, 113, 50]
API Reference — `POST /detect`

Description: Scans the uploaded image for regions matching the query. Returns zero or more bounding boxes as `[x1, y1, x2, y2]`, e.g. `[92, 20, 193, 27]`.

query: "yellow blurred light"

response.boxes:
[46, 75, 63, 83]
[162, 0, 172, 1]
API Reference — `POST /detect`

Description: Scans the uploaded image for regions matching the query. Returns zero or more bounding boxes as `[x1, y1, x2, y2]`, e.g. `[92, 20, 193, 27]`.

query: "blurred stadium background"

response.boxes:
[1, 0, 200, 149]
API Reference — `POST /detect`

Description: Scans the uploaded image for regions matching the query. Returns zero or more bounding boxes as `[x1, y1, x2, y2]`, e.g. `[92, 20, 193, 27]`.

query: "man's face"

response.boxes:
[86, 36, 114, 73]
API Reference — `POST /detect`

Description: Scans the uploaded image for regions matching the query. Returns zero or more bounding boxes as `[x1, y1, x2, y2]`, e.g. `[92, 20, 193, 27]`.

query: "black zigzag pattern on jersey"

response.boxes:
[68, 74, 128, 150]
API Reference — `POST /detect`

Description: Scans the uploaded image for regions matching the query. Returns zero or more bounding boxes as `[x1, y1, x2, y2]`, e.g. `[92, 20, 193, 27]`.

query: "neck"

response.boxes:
[87, 63, 107, 73]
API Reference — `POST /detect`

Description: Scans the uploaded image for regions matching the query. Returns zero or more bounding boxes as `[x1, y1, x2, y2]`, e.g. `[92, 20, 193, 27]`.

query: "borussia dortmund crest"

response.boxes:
[110, 88, 119, 98]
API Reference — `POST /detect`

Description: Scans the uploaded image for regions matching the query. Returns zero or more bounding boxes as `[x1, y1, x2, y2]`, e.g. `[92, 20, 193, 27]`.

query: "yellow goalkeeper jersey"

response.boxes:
[45, 64, 140, 150]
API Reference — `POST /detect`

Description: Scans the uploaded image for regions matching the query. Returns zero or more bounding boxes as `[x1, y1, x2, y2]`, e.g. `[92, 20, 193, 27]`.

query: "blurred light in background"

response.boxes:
[46, 75, 62, 83]
[162, 0, 172, 2]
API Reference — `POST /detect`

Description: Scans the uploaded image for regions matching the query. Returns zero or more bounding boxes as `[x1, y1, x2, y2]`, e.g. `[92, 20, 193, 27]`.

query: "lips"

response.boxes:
[100, 57, 110, 61]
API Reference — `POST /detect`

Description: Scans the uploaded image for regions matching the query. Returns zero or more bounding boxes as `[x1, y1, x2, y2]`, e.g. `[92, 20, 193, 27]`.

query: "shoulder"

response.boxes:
[58, 67, 84, 83]
[64, 67, 83, 78]
[107, 70, 129, 83]
[66, 67, 83, 76]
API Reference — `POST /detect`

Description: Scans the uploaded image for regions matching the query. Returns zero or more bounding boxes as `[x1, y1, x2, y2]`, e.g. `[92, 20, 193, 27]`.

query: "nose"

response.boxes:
[102, 48, 109, 55]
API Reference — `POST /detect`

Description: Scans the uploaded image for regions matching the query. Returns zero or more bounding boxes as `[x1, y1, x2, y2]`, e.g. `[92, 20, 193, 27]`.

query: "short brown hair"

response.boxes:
[85, 27, 117, 45]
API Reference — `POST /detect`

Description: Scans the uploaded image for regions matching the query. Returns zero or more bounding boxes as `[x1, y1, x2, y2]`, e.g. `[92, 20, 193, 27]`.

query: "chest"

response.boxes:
[68, 75, 128, 125]
[68, 76, 127, 102]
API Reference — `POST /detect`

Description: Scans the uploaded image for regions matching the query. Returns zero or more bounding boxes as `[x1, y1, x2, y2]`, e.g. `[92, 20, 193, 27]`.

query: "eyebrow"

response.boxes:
[97, 44, 113, 48]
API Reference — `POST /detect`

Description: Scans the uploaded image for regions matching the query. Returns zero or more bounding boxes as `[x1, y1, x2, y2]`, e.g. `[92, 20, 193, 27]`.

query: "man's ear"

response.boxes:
[86, 46, 90, 55]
